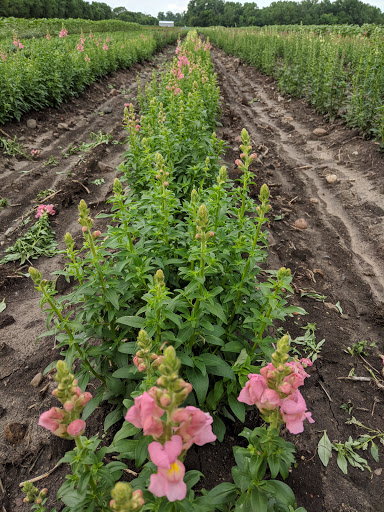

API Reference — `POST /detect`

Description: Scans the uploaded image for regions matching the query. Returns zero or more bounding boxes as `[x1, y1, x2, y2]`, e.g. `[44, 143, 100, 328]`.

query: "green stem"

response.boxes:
[227, 213, 265, 326]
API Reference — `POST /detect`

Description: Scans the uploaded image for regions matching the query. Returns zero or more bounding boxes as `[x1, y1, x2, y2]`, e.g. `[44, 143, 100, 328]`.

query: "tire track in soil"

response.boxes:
[212, 48, 384, 512]
[0, 45, 176, 511]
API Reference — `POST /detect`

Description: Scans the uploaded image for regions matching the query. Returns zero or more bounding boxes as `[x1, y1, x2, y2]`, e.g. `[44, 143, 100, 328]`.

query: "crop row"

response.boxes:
[202, 26, 384, 147]
[0, 17, 144, 40]
[0, 28, 180, 125]
[24, 32, 311, 511]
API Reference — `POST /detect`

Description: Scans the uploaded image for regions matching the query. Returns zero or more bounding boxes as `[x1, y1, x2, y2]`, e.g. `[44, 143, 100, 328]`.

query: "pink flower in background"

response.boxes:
[77, 44, 84, 52]
[18, 42, 24, 49]
[133, 355, 147, 372]
[280, 391, 314, 434]
[39, 407, 66, 433]
[84, 56, 90, 62]
[148, 436, 187, 502]
[31, 149, 41, 158]
[67, 419, 86, 437]
[135, 124, 140, 132]
[174, 88, 181, 95]
[172, 406, 216, 449]
[59, 29, 68, 38]
[124, 103, 131, 108]
[238, 373, 280, 411]
[46, 33, 52, 40]
[13, 39, 18, 46]
[125, 391, 164, 438]
[103, 44, 108, 51]
[106, 37, 110, 43]
[36, 204, 56, 218]
[0, 52, 7, 62]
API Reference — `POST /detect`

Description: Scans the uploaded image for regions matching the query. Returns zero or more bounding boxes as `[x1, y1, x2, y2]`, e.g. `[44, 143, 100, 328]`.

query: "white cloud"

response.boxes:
[167, 3, 188, 12]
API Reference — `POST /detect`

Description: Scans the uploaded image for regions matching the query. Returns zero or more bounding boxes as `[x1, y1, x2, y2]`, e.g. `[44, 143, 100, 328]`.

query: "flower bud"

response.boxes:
[82, 226, 88, 233]
[93, 230, 101, 239]
[164, 181, 169, 187]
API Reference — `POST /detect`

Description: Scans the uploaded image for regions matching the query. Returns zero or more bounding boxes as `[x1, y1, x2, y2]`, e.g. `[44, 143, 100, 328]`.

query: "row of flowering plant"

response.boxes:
[24, 31, 313, 511]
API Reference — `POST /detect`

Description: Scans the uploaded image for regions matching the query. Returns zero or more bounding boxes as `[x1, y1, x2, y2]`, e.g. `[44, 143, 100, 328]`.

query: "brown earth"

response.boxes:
[1, 42, 384, 512]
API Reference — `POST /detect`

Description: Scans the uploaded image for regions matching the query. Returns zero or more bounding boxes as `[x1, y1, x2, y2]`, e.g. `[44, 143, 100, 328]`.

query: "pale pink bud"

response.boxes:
[163, 181, 169, 187]
[195, 234, 200, 239]
[156, 175, 160, 179]
[240, 153, 245, 158]
[67, 419, 86, 437]
[251, 153, 258, 160]
[160, 394, 172, 407]
[93, 230, 101, 238]
[135, 124, 140, 132]
[209, 231, 214, 237]
[64, 401, 74, 412]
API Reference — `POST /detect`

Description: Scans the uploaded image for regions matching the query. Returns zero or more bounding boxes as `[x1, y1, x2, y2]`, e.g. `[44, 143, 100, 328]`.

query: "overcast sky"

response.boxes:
[103, 0, 383, 17]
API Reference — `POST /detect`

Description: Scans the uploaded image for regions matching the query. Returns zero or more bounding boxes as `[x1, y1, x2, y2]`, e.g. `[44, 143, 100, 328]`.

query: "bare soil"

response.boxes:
[1, 43, 384, 512]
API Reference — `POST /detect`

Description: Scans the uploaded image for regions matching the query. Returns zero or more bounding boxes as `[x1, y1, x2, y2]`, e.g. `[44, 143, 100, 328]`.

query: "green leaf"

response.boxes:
[337, 452, 348, 474]
[196, 482, 237, 505]
[212, 415, 226, 442]
[204, 301, 226, 323]
[260, 480, 296, 506]
[249, 488, 269, 510]
[104, 407, 123, 432]
[371, 441, 379, 463]
[0, 299, 6, 313]
[105, 288, 119, 309]
[186, 366, 209, 406]
[82, 391, 103, 421]
[228, 394, 245, 422]
[118, 341, 137, 354]
[113, 422, 140, 443]
[112, 366, 140, 379]
[318, 431, 332, 467]
[117, 316, 145, 328]
[135, 436, 151, 468]
[199, 353, 236, 380]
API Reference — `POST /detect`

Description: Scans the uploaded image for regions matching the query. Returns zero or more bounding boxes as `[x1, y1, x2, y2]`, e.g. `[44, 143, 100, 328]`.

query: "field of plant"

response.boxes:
[1, 22, 384, 512]
[0, 23, 179, 124]
[202, 25, 384, 147]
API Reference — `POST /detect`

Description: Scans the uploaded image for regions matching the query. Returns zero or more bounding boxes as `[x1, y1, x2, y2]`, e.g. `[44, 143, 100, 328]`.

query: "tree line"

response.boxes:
[0, 0, 382, 27]
[0, 0, 158, 25]
[177, 0, 384, 27]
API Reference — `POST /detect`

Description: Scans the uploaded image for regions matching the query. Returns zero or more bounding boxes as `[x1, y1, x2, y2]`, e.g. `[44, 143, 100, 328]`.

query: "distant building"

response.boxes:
[159, 21, 174, 27]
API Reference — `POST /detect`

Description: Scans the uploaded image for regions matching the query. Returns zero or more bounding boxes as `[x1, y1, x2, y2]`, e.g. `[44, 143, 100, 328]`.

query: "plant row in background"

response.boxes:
[0, 17, 143, 40]
[202, 26, 384, 148]
[0, 27, 180, 124]
[26, 32, 311, 511]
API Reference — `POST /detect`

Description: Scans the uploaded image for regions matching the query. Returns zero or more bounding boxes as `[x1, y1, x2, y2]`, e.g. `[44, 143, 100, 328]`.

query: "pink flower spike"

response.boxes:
[67, 419, 86, 437]
[38, 407, 65, 432]
[125, 392, 164, 438]
[280, 390, 314, 434]
[149, 461, 186, 501]
[172, 407, 216, 449]
[103, 44, 108, 51]
[148, 435, 183, 468]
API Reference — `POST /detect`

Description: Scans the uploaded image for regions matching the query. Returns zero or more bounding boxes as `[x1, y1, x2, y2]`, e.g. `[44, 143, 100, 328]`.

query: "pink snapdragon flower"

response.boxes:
[238, 373, 281, 411]
[77, 44, 84, 52]
[103, 44, 108, 51]
[38, 407, 66, 435]
[148, 436, 187, 502]
[36, 204, 56, 218]
[46, 33, 52, 40]
[125, 392, 164, 438]
[31, 149, 41, 158]
[67, 419, 86, 437]
[172, 406, 216, 449]
[59, 28, 68, 38]
[84, 56, 90, 62]
[280, 391, 314, 434]
[135, 124, 140, 132]
[0, 52, 7, 62]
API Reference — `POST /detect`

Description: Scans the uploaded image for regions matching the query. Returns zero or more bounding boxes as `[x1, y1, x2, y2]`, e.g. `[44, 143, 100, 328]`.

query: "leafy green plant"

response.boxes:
[43, 156, 58, 167]
[290, 323, 325, 362]
[1, 212, 57, 265]
[0, 136, 27, 157]
[35, 189, 55, 202]
[0, 197, 9, 208]
[345, 340, 375, 357]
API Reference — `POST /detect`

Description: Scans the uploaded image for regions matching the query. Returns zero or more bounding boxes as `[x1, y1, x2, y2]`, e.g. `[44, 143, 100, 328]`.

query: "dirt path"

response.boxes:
[1, 43, 384, 512]
[213, 48, 384, 511]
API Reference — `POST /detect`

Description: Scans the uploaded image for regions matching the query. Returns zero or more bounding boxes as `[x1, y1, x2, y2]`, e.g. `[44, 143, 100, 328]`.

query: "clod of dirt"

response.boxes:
[30, 372, 44, 388]
[57, 123, 69, 130]
[310, 198, 319, 204]
[103, 106, 112, 114]
[98, 161, 114, 172]
[326, 174, 338, 184]
[26, 119, 37, 129]
[3, 422, 27, 445]
[109, 89, 119, 96]
[234, 135, 242, 143]
[313, 128, 327, 136]
[0, 314, 15, 329]
[294, 218, 308, 230]
[324, 302, 339, 313]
